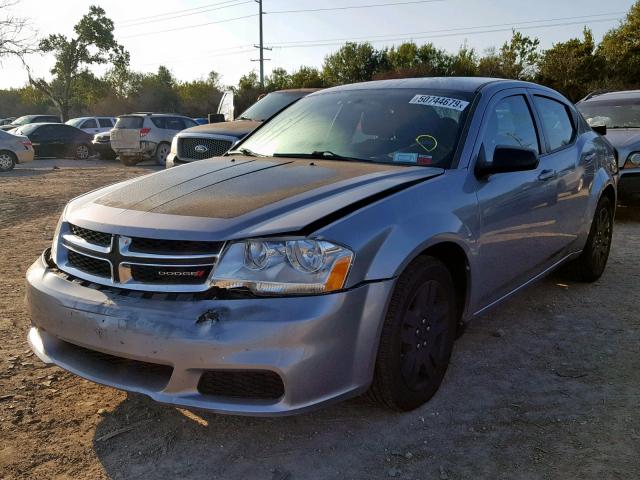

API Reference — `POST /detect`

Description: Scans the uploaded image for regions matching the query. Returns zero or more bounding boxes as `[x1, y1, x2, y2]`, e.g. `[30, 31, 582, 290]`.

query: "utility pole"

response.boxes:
[252, 0, 271, 88]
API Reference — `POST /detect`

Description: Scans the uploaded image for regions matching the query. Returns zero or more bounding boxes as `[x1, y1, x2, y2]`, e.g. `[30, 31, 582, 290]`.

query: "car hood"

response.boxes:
[179, 119, 262, 139]
[66, 157, 443, 240]
[603, 128, 640, 165]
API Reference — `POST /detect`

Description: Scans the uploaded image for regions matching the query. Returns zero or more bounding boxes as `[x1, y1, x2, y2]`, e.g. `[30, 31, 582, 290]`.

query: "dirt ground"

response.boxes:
[1, 161, 639, 480]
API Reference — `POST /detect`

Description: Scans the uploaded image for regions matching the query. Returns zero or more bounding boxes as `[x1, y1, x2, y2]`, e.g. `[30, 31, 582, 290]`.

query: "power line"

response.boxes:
[116, 0, 253, 29]
[266, 12, 625, 47]
[267, 0, 444, 14]
[270, 17, 622, 49]
[116, 0, 249, 26]
[121, 13, 258, 39]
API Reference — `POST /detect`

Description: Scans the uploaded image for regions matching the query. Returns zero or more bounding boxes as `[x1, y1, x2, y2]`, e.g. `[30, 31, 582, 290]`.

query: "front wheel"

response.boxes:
[153, 142, 171, 166]
[366, 256, 457, 411]
[564, 195, 614, 282]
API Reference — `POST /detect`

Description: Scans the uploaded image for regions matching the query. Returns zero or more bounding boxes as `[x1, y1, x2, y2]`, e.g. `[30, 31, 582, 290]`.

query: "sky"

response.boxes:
[0, 0, 636, 90]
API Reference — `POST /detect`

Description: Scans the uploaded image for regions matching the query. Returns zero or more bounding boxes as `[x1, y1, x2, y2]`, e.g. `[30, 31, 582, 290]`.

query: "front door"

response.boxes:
[473, 90, 559, 308]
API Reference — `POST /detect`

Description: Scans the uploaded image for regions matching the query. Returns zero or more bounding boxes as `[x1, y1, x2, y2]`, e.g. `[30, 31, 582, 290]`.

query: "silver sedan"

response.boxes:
[26, 78, 617, 415]
[0, 129, 34, 171]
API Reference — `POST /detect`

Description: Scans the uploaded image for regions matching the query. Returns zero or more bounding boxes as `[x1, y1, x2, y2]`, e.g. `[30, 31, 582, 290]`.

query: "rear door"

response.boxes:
[531, 94, 590, 251]
[473, 89, 560, 307]
[97, 118, 114, 133]
[111, 116, 143, 150]
[80, 118, 100, 135]
[31, 125, 60, 157]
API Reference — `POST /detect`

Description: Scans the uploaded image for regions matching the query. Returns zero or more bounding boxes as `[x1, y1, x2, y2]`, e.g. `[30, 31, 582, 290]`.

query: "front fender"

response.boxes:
[316, 170, 479, 286]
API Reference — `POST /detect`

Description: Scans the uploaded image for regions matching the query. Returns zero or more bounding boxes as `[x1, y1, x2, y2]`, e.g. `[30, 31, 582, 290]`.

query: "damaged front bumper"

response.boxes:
[26, 254, 394, 416]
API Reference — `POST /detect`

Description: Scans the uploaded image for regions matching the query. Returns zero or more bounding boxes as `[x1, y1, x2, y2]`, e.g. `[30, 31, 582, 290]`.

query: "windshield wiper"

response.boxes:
[237, 116, 252, 121]
[226, 147, 265, 157]
[273, 150, 368, 162]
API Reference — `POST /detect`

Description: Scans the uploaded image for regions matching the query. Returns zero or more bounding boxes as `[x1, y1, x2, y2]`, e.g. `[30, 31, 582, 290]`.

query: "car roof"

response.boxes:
[123, 113, 190, 117]
[315, 77, 508, 93]
[580, 90, 640, 103]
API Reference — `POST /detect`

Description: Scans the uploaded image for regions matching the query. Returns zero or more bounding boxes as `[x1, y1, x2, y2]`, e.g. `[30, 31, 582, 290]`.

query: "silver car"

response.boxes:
[110, 113, 198, 166]
[577, 90, 640, 204]
[26, 78, 617, 415]
[0, 129, 34, 171]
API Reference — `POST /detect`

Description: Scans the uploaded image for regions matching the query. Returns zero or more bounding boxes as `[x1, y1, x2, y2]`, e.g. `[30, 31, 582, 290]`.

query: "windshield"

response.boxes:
[577, 99, 640, 128]
[238, 91, 307, 122]
[65, 118, 83, 127]
[13, 115, 34, 126]
[238, 89, 472, 168]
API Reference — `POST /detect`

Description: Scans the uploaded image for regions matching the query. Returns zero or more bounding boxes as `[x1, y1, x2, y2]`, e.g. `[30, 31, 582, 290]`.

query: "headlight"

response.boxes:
[211, 238, 354, 295]
[170, 136, 178, 155]
[625, 152, 640, 168]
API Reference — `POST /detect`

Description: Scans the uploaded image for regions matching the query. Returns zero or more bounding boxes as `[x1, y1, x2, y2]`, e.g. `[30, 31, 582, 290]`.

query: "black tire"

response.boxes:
[0, 150, 16, 172]
[564, 195, 614, 282]
[153, 142, 171, 166]
[366, 256, 457, 411]
[120, 155, 140, 166]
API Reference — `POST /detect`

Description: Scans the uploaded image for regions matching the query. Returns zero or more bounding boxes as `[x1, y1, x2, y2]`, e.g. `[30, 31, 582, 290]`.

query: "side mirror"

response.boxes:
[208, 113, 225, 124]
[592, 124, 607, 136]
[476, 146, 539, 177]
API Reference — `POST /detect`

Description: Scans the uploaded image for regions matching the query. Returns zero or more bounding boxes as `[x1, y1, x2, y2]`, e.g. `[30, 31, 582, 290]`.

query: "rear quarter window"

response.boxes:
[98, 118, 113, 128]
[115, 116, 144, 129]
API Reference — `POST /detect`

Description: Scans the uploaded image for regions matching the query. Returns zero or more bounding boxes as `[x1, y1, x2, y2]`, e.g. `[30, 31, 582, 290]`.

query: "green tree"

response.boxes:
[234, 71, 264, 115]
[448, 43, 478, 76]
[322, 42, 382, 85]
[265, 67, 292, 91]
[599, 0, 640, 86]
[289, 66, 324, 88]
[478, 31, 539, 79]
[28, 5, 128, 120]
[537, 29, 604, 101]
[177, 71, 224, 117]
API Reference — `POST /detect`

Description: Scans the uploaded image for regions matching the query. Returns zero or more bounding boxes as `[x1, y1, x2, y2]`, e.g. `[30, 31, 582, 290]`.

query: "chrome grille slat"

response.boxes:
[57, 223, 224, 292]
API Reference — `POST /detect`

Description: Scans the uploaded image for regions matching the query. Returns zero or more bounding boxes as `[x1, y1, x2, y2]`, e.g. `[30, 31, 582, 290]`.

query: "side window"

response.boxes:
[82, 119, 98, 129]
[482, 95, 539, 162]
[150, 117, 167, 129]
[533, 96, 575, 151]
[98, 118, 113, 128]
[165, 117, 185, 130]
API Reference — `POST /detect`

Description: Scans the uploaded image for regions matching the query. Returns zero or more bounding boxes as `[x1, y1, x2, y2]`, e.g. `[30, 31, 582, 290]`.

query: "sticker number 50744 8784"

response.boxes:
[409, 94, 470, 111]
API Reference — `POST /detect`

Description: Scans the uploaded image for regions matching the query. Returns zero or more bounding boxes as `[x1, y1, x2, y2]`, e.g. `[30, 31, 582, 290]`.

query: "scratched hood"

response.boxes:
[65, 156, 443, 240]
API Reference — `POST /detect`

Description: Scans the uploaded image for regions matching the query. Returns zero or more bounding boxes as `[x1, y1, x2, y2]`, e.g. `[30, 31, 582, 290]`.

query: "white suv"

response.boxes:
[110, 113, 197, 166]
[66, 116, 117, 135]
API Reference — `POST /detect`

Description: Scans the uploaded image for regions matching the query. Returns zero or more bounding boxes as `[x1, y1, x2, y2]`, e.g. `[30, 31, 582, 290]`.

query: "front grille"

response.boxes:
[198, 370, 285, 400]
[178, 137, 233, 160]
[59, 223, 222, 291]
[69, 224, 112, 247]
[67, 250, 111, 278]
[130, 264, 213, 284]
[130, 237, 224, 255]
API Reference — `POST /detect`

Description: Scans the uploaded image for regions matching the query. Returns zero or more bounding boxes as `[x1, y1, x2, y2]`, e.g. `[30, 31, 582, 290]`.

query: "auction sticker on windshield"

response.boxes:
[409, 95, 469, 111]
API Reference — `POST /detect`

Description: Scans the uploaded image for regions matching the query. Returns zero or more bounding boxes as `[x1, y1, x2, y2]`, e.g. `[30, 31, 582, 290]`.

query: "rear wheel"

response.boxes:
[73, 143, 90, 160]
[367, 256, 457, 411]
[153, 142, 171, 166]
[564, 195, 614, 282]
[0, 151, 16, 171]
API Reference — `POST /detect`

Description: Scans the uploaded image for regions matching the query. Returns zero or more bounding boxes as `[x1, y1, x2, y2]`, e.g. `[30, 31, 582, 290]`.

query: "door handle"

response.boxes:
[538, 169, 557, 181]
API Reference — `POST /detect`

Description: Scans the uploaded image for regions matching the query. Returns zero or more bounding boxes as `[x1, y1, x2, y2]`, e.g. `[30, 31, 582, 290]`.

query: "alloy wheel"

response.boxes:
[76, 144, 89, 160]
[0, 152, 15, 171]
